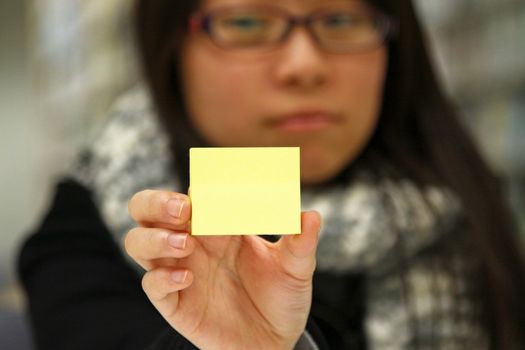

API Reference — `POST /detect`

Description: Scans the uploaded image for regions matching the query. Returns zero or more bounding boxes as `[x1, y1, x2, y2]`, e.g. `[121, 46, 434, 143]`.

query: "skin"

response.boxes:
[126, 0, 387, 348]
[182, 0, 387, 184]
[127, 192, 320, 349]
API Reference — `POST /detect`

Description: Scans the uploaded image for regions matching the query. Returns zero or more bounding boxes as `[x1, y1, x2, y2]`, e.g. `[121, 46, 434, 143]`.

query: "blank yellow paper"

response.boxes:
[190, 147, 301, 236]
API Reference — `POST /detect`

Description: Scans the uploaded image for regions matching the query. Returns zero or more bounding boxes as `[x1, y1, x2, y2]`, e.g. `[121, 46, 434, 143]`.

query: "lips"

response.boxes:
[267, 111, 342, 132]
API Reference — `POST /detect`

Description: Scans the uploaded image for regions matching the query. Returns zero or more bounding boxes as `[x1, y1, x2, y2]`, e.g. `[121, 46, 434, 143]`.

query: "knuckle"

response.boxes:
[142, 271, 160, 298]
[142, 269, 170, 301]
[131, 189, 147, 205]
[127, 196, 137, 218]
[148, 191, 173, 221]
[141, 272, 154, 295]
[129, 189, 163, 220]
[123, 227, 139, 256]
[141, 271, 151, 289]
[147, 229, 168, 255]
[146, 190, 158, 215]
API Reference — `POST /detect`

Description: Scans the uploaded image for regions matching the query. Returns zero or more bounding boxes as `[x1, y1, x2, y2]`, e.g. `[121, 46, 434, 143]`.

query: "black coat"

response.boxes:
[18, 179, 364, 349]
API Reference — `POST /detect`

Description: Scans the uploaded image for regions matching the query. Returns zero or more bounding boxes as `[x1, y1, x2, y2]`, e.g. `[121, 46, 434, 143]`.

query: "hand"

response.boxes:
[125, 190, 321, 350]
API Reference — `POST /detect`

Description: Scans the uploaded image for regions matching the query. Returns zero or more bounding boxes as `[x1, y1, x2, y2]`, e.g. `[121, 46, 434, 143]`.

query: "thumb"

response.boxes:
[277, 211, 321, 281]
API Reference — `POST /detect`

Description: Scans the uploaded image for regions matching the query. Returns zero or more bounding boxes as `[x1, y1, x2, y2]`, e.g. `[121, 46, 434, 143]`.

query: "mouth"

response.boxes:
[266, 111, 342, 132]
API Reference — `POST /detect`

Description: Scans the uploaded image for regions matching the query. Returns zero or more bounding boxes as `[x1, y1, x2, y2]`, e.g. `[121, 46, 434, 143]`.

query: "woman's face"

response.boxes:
[181, 0, 387, 184]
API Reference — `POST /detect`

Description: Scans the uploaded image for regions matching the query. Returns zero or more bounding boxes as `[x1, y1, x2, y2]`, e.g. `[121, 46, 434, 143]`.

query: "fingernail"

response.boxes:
[166, 198, 184, 218]
[168, 233, 187, 249]
[171, 270, 188, 284]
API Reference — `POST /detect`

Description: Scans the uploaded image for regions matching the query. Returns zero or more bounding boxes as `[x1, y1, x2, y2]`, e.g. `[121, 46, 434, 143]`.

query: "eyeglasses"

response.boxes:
[188, 4, 395, 53]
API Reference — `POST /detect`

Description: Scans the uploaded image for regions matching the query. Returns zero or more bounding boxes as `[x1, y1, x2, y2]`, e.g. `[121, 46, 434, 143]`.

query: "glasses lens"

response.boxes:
[210, 10, 287, 47]
[312, 9, 385, 51]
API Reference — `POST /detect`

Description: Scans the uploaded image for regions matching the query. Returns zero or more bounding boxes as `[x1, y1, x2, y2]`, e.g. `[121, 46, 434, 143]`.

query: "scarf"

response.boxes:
[71, 85, 488, 349]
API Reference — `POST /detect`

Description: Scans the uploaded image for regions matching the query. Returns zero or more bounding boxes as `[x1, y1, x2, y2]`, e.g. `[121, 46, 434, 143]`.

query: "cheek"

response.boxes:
[336, 51, 387, 116]
[181, 48, 263, 145]
[305, 50, 386, 178]
[338, 50, 386, 147]
[183, 56, 237, 117]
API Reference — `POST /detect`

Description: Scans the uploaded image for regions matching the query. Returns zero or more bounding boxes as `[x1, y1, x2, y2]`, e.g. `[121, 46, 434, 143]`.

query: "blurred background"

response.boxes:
[1, 0, 524, 348]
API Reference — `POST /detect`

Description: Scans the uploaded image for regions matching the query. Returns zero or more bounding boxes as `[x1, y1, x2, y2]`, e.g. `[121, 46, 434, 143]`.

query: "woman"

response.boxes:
[18, 0, 525, 349]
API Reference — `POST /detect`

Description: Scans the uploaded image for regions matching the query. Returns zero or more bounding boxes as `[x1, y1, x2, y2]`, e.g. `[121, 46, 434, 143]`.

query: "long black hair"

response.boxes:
[134, 0, 525, 348]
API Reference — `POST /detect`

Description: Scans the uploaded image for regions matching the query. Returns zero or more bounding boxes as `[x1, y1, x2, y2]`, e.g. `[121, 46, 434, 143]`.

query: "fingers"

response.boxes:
[128, 190, 191, 230]
[142, 267, 194, 319]
[277, 211, 321, 281]
[128, 190, 196, 320]
[125, 227, 196, 270]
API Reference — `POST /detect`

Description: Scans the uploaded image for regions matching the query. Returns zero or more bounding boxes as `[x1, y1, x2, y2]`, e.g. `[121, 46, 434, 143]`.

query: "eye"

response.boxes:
[222, 15, 268, 30]
[322, 13, 356, 28]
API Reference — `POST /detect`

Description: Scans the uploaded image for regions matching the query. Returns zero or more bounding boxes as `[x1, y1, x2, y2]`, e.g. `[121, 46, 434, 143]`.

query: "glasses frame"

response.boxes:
[188, 4, 397, 53]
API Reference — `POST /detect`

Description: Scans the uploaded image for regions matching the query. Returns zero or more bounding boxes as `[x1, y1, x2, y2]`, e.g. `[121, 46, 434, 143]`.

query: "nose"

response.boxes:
[272, 27, 329, 90]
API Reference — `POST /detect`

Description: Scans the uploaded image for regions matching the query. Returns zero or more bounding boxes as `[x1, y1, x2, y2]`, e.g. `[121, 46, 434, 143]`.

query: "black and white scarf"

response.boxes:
[71, 85, 488, 349]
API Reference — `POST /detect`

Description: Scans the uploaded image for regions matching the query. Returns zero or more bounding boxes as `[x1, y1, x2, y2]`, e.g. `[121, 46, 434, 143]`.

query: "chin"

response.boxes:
[300, 150, 363, 185]
[300, 165, 341, 185]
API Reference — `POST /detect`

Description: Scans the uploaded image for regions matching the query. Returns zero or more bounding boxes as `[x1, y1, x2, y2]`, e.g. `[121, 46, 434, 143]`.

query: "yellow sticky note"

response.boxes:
[190, 147, 301, 236]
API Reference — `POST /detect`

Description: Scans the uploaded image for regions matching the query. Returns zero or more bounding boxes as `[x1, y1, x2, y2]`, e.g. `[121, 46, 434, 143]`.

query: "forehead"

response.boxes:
[199, 0, 364, 11]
